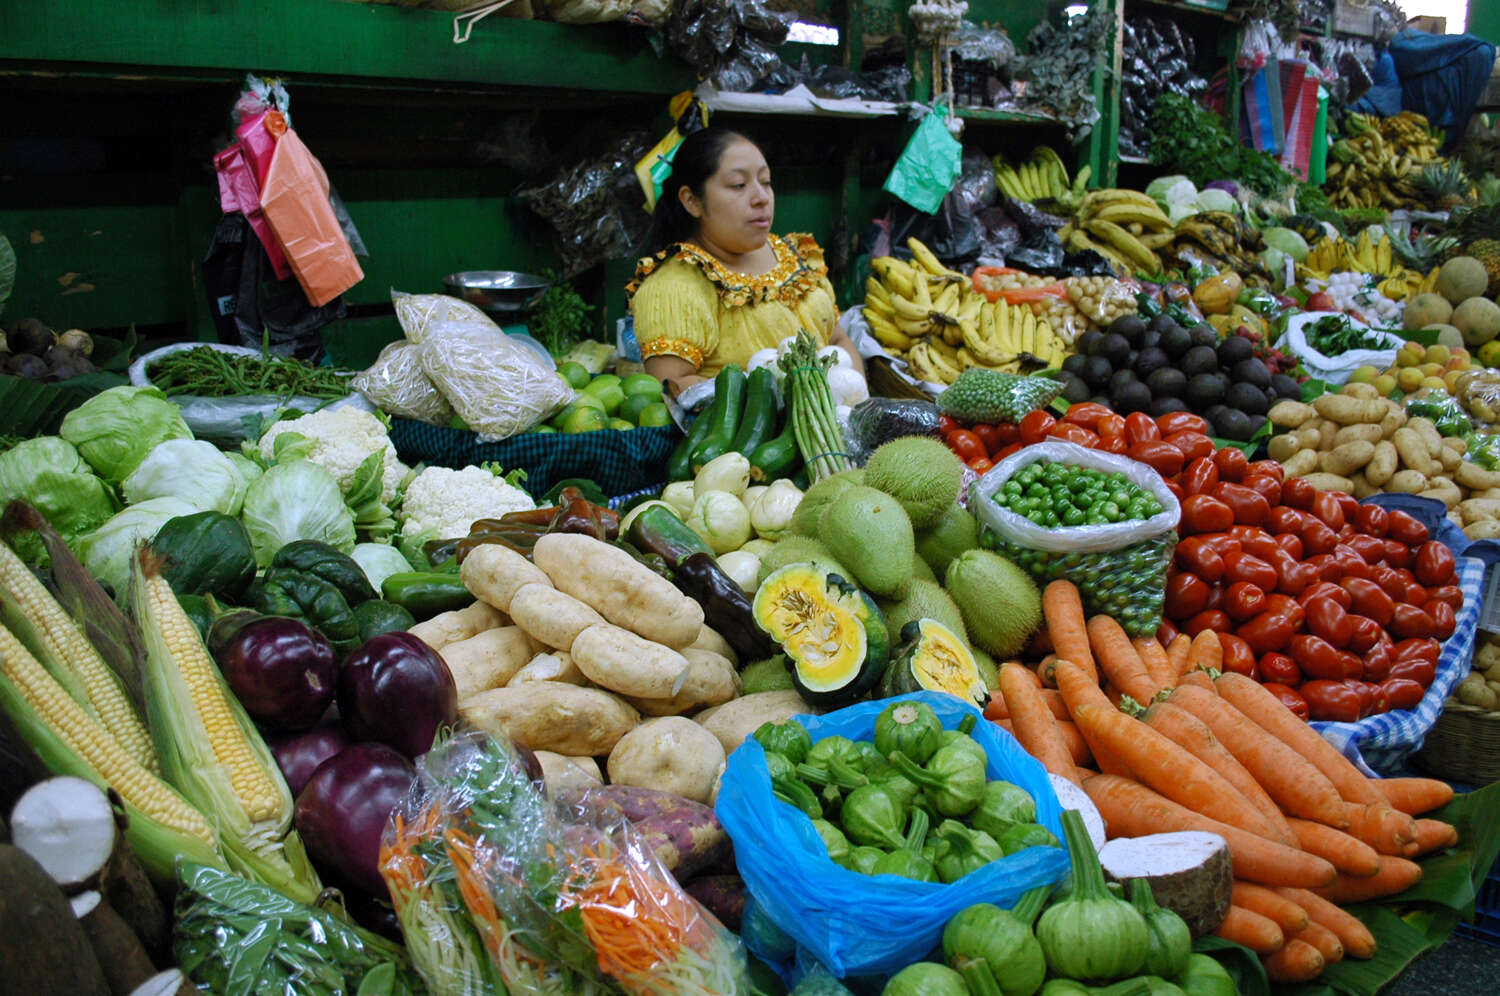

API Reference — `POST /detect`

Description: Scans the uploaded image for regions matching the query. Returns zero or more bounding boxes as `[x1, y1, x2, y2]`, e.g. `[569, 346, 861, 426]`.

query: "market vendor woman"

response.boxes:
[628, 127, 863, 397]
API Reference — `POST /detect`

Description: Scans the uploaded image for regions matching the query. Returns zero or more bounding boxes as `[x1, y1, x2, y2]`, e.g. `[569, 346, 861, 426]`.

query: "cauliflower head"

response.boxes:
[258, 408, 407, 504]
[400, 465, 535, 541]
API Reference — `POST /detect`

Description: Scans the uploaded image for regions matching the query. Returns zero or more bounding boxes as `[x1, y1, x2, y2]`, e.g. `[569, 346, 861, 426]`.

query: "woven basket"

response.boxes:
[1416, 701, 1500, 786]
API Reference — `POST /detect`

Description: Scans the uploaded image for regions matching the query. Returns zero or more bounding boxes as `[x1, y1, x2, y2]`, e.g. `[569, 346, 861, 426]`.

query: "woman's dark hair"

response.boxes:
[644, 127, 755, 256]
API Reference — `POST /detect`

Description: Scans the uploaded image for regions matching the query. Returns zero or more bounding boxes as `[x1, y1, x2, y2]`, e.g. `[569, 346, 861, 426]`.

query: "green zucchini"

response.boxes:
[730, 367, 778, 456]
[667, 406, 716, 483]
[749, 417, 800, 482]
[690, 365, 747, 474]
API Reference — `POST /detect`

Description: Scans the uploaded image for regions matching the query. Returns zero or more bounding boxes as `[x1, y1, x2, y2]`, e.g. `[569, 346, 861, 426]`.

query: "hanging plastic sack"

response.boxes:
[213, 140, 290, 279]
[882, 103, 963, 214]
[716, 691, 1069, 979]
[351, 340, 454, 426]
[971, 441, 1181, 637]
[259, 115, 364, 307]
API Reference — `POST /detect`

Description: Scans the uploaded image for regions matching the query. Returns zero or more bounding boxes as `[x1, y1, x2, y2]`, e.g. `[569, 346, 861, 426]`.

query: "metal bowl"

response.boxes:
[442, 270, 550, 313]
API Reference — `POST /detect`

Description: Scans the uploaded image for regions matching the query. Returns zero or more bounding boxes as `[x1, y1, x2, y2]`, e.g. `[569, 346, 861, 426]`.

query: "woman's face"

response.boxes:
[681, 138, 774, 256]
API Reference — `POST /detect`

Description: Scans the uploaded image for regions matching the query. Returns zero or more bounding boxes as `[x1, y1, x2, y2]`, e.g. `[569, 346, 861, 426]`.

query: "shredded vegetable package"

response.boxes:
[352, 339, 455, 426]
[393, 290, 492, 344]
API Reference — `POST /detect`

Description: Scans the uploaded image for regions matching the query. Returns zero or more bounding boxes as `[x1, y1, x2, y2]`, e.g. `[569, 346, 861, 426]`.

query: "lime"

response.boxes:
[570, 392, 608, 412]
[584, 382, 626, 416]
[617, 393, 656, 424]
[637, 402, 672, 427]
[622, 372, 664, 398]
[562, 407, 610, 433]
[531, 424, 558, 434]
[584, 373, 622, 393]
[557, 362, 592, 390]
[609, 418, 636, 432]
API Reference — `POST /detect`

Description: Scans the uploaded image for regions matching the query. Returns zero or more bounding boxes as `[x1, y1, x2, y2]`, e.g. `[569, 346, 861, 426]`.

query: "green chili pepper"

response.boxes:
[753, 719, 812, 764]
[933, 820, 1007, 884]
[840, 784, 909, 850]
[887, 743, 987, 817]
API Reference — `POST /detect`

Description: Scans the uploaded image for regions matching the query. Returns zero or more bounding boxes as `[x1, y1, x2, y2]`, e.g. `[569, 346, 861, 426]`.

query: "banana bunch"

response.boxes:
[1323, 110, 1443, 211]
[863, 237, 982, 369]
[1057, 188, 1171, 276]
[1299, 230, 1403, 280]
[993, 146, 1091, 209]
[959, 297, 1068, 372]
[1158, 211, 1274, 287]
[1401, 266, 1443, 304]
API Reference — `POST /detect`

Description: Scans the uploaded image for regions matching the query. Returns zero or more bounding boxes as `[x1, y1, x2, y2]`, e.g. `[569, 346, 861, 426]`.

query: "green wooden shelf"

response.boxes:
[1133, 0, 1237, 21]
[956, 106, 1066, 126]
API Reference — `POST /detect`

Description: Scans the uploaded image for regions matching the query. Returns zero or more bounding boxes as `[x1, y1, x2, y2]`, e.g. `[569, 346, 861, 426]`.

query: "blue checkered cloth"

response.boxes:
[1314, 494, 1490, 776]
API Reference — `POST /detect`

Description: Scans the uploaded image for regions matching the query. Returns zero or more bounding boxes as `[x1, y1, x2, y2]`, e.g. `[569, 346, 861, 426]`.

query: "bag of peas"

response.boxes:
[970, 441, 1181, 637]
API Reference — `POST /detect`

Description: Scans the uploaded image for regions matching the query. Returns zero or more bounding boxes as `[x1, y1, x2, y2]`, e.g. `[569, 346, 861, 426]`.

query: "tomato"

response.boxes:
[1387, 509, 1430, 546]
[1301, 680, 1363, 722]
[1213, 447, 1249, 482]
[1157, 619, 1181, 646]
[1312, 491, 1346, 532]
[1098, 435, 1130, 455]
[1393, 637, 1441, 665]
[1290, 633, 1350, 680]
[1298, 581, 1351, 609]
[1218, 633, 1258, 678]
[1165, 572, 1212, 619]
[1414, 540, 1456, 587]
[1166, 432, 1216, 463]
[1095, 413, 1127, 440]
[1301, 517, 1339, 556]
[1123, 412, 1161, 445]
[1281, 477, 1316, 509]
[1156, 412, 1210, 436]
[1389, 603, 1435, 640]
[1020, 409, 1057, 446]
[1224, 581, 1268, 621]
[1214, 482, 1271, 527]
[1247, 460, 1285, 484]
[1381, 677, 1427, 711]
[968, 456, 994, 474]
[1260, 652, 1301, 684]
[1304, 594, 1354, 648]
[1266, 506, 1307, 535]
[1331, 491, 1359, 521]
[1062, 402, 1111, 428]
[1237, 608, 1297, 654]
[996, 421, 1021, 445]
[1346, 614, 1383, 653]
[1425, 585, 1464, 610]
[1427, 600, 1456, 640]
[1306, 553, 1343, 582]
[1383, 540, 1412, 569]
[948, 429, 986, 463]
[1269, 549, 1320, 597]
[1181, 494, 1235, 535]
[1355, 504, 1389, 538]
[939, 414, 961, 436]
[1128, 440, 1186, 478]
[1364, 636, 1394, 681]
[1346, 534, 1387, 565]
[1232, 528, 1277, 560]
[1184, 609, 1232, 636]
[972, 423, 1005, 455]
[1262, 682, 1310, 720]
[1049, 423, 1101, 448]
[1274, 533, 1304, 560]
[1163, 478, 1185, 501]
[1181, 457, 1220, 497]
[1176, 536, 1228, 583]
[1223, 551, 1278, 591]
[1240, 473, 1283, 508]
[1386, 655, 1436, 686]
[994, 442, 1023, 461]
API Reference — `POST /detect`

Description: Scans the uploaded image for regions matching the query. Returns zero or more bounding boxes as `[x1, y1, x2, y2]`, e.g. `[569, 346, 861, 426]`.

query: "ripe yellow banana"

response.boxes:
[1085, 219, 1160, 275]
[908, 237, 964, 279]
[913, 271, 933, 310]
[863, 310, 914, 350]
[871, 256, 916, 299]
[1090, 202, 1173, 231]
[1084, 189, 1161, 214]
[889, 292, 932, 324]
[932, 281, 961, 316]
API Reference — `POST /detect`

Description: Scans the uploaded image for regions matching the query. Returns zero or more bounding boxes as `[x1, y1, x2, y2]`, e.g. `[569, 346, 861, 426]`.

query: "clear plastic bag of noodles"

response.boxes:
[351, 340, 454, 425]
[393, 290, 491, 345]
[382, 729, 752, 996]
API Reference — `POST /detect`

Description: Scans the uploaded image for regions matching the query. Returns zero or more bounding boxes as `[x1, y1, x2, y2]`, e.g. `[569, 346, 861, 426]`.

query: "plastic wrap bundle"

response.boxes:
[666, 0, 790, 93]
[1118, 16, 1209, 159]
[845, 398, 941, 463]
[518, 134, 652, 278]
[972, 441, 1181, 637]
[394, 291, 491, 344]
[351, 340, 454, 426]
[412, 300, 573, 441]
[380, 730, 752, 996]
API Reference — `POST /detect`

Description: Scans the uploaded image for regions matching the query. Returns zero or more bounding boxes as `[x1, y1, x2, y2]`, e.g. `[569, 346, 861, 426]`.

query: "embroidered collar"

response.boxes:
[628, 233, 827, 309]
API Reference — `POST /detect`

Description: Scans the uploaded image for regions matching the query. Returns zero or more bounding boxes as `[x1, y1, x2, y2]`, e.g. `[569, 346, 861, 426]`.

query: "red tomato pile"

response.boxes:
[949, 401, 1463, 723]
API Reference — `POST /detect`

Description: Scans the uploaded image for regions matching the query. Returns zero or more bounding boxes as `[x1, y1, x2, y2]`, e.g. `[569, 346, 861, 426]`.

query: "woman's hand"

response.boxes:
[829, 326, 865, 376]
[644, 355, 707, 397]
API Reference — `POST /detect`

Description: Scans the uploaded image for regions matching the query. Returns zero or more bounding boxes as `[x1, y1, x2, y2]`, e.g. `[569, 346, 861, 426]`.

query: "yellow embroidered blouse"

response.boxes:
[627, 233, 839, 377]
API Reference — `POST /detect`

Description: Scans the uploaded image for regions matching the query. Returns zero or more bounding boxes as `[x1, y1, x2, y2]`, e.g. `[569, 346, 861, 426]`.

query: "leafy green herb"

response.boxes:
[1014, 6, 1115, 139]
[1303, 315, 1390, 355]
[524, 270, 594, 359]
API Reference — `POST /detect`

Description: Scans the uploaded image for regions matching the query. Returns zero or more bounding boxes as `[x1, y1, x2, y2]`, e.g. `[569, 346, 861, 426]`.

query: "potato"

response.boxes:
[627, 649, 741, 716]
[1457, 461, 1500, 491]
[1421, 478, 1462, 509]
[1332, 424, 1383, 447]
[1268, 434, 1301, 462]
[1480, 488, 1500, 501]
[1365, 440, 1399, 487]
[1269, 400, 1316, 429]
[1465, 520, 1500, 540]
[1313, 394, 1386, 426]
[1379, 402, 1407, 439]
[571, 623, 692, 699]
[1386, 469, 1430, 494]
[439, 626, 537, 699]
[1320, 440, 1375, 477]
[696, 690, 814, 755]
[1292, 426, 1323, 451]
[1408, 417, 1444, 458]
[607, 717, 726, 805]
[534, 751, 603, 794]
[508, 651, 586, 686]
[1443, 435, 1469, 453]
[1438, 445, 1462, 472]
[507, 583, 606, 651]
[1393, 428, 1438, 477]
[460, 544, 552, 614]
[1314, 419, 1340, 449]
[1282, 449, 1320, 477]
[1459, 498, 1500, 524]
[460, 683, 639, 756]
[533, 533, 703, 648]
[408, 600, 508, 651]
[1341, 382, 1379, 400]
[689, 624, 738, 667]
[1302, 472, 1355, 494]
[1351, 471, 1378, 499]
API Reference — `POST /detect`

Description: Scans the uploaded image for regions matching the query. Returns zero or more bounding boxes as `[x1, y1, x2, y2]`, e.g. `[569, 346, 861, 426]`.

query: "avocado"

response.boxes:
[1181, 345, 1218, 376]
[1247, 414, 1269, 439]
[1146, 367, 1187, 399]
[1062, 353, 1089, 376]
[1111, 380, 1153, 415]
[1060, 373, 1092, 403]
[1271, 373, 1301, 400]
[1217, 335, 1254, 368]
[1231, 357, 1271, 390]
[1134, 346, 1169, 378]
[1081, 355, 1113, 390]
[1214, 408, 1253, 441]
[1110, 314, 1149, 343]
[1185, 373, 1226, 409]
[1109, 368, 1138, 395]
[1150, 396, 1189, 417]
[1099, 333, 1131, 368]
[1226, 381, 1269, 416]
[1190, 324, 1220, 349]
[1078, 329, 1105, 356]
[1125, 349, 1140, 371]
[1140, 329, 1162, 351]
[1151, 313, 1179, 335]
[1159, 326, 1193, 359]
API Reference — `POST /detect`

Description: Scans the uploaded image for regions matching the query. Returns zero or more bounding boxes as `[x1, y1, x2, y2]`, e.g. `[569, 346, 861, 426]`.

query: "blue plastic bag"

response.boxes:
[715, 691, 1071, 978]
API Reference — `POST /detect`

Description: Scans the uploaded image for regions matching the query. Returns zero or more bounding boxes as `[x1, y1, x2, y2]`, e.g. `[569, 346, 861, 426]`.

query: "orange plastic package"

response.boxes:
[260, 117, 363, 307]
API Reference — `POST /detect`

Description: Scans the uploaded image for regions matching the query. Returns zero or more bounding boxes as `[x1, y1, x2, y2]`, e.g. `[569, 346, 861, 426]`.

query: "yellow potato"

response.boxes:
[1268, 400, 1316, 429]
[1332, 424, 1384, 447]
[507, 651, 587, 687]
[1314, 418, 1341, 449]
[1268, 434, 1301, 462]
[533, 533, 703, 648]
[461, 683, 639, 756]
[1386, 469, 1430, 494]
[627, 649, 741, 716]
[1438, 445, 1461, 472]
[696, 691, 815, 755]
[1341, 382, 1379, 400]
[1351, 471, 1379, 499]
[1459, 498, 1500, 524]
[1312, 394, 1386, 426]
[1393, 428, 1438, 477]
[1379, 401, 1407, 439]
[1407, 417, 1444, 458]
[441, 626, 545, 700]
[408, 600, 509, 651]
[1365, 440, 1399, 487]
[1421, 478, 1462, 509]
[460, 544, 552, 614]
[1442, 435, 1469, 453]
[1457, 461, 1500, 491]
[1283, 449, 1320, 478]
[1320, 440, 1375, 477]
[570, 623, 692, 699]
[1302, 472, 1355, 493]
[689, 624, 738, 668]
[507, 582, 606, 651]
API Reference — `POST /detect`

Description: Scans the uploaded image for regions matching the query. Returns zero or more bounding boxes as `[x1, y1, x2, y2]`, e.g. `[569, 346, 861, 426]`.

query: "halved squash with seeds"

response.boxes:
[878, 618, 986, 704]
[752, 565, 890, 708]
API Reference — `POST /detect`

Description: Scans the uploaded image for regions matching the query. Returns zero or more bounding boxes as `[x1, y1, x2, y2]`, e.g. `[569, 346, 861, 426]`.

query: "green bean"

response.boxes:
[148, 346, 354, 400]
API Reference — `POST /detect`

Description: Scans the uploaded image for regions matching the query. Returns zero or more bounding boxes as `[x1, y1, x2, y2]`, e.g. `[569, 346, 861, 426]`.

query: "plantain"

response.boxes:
[1086, 218, 1160, 274]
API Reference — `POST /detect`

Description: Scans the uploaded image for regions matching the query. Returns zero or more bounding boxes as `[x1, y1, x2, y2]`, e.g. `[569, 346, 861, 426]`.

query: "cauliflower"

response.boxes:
[258, 407, 407, 504]
[400, 465, 535, 541]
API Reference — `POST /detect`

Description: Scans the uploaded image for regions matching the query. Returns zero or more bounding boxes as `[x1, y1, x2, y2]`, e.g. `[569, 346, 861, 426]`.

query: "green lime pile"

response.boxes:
[994, 463, 1163, 529]
[535, 364, 671, 434]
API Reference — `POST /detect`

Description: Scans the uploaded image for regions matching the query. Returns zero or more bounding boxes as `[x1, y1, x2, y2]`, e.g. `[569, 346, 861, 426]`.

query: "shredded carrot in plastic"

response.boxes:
[1001, 283, 1068, 303]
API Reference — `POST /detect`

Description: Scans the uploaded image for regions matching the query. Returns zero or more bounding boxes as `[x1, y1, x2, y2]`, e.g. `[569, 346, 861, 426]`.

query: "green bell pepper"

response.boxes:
[874, 699, 943, 764]
[753, 719, 813, 765]
[886, 742, 987, 818]
[933, 820, 1007, 883]
[243, 568, 360, 655]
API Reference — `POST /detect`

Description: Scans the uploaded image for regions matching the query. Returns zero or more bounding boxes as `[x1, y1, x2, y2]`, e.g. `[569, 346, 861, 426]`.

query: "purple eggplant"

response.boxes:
[337, 632, 457, 759]
[268, 724, 350, 796]
[293, 742, 415, 898]
[215, 617, 338, 731]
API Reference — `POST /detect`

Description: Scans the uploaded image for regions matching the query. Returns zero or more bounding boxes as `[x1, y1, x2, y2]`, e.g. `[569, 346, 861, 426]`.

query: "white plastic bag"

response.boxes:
[1282, 312, 1403, 387]
[350, 340, 453, 425]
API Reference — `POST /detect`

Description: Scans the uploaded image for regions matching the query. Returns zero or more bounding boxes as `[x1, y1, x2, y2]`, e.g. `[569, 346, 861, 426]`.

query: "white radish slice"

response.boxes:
[1098, 831, 1233, 937]
[10, 776, 117, 891]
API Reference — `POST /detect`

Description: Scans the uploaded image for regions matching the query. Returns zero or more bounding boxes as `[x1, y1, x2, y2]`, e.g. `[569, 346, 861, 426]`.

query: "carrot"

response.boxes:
[1166, 633, 1193, 678]
[1341, 802, 1418, 856]
[1142, 700, 1298, 848]
[1042, 581, 1094, 681]
[1374, 776, 1455, 816]
[1177, 669, 1217, 693]
[1310, 857, 1423, 905]
[1286, 818, 1383, 878]
[1037, 655, 1061, 688]
[1213, 904, 1284, 953]
[985, 687, 1069, 721]
[1167, 685, 1349, 828]
[1001, 662, 1080, 784]
[1055, 721, 1092, 767]
[1263, 938, 1326, 983]
[1081, 774, 1337, 889]
[1072, 703, 1281, 840]
[1088, 615, 1159, 703]
[1291, 921, 1344, 966]
[1274, 887, 1378, 960]
[1132, 635, 1177, 695]
[1104, 682, 1126, 709]
[1214, 672, 1386, 807]
[1054, 659, 1132, 776]
[1232, 881, 1310, 933]
[1188, 630, 1223, 674]
[1408, 818, 1458, 857]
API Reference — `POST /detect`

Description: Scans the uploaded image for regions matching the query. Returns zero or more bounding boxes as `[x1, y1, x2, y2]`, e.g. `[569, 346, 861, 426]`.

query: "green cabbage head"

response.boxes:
[60, 385, 193, 485]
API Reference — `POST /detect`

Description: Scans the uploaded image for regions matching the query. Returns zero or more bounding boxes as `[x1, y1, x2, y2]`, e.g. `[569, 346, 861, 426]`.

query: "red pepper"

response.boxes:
[1123, 412, 1161, 445]
[1386, 655, 1437, 686]
[1184, 609, 1232, 636]
[1223, 550, 1278, 591]
[1214, 482, 1271, 527]
[1095, 413, 1127, 441]
[1165, 572, 1212, 619]
[1301, 680, 1363, 722]
[1425, 585, 1464, 610]
[1346, 534, 1387, 565]
[1304, 594, 1355, 648]
[1337, 650, 1365, 682]
[1347, 615, 1383, 653]
[1301, 517, 1339, 556]
[1225, 581, 1268, 621]
[1262, 682, 1310, 720]
[1356, 504, 1389, 537]
[1049, 423, 1100, 448]
[948, 430, 986, 463]
[1157, 412, 1210, 437]
[1157, 619, 1180, 646]
[1390, 603, 1435, 639]
[1312, 491, 1346, 532]
[1381, 677, 1427, 711]
[1274, 534, 1304, 560]
[1175, 536, 1227, 583]
[1414, 540, 1456, 587]
[1306, 553, 1343, 582]
[1382, 540, 1411, 569]
[1020, 410, 1057, 445]
[1393, 637, 1441, 665]
[1179, 494, 1234, 535]
[1218, 633, 1258, 678]
[1260, 652, 1301, 684]
[1266, 506, 1306, 535]
[1182, 457, 1220, 497]
[1062, 402, 1111, 428]
[1299, 581, 1352, 609]
[1282, 477, 1316, 509]
[1238, 609, 1297, 654]
[1240, 474, 1283, 508]
[1099, 436, 1130, 456]
[1214, 447, 1249, 482]
[1290, 633, 1349, 680]
[1166, 432, 1215, 463]
[1426, 600, 1457, 640]
[1129, 440, 1186, 478]
[1387, 509, 1430, 546]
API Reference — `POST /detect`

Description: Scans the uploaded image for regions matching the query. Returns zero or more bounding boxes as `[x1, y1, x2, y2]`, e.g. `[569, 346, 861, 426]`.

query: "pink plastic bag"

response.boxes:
[260, 121, 363, 307]
[213, 141, 291, 279]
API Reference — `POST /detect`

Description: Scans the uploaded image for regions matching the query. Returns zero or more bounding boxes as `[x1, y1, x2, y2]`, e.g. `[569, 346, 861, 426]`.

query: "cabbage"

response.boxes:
[1262, 227, 1310, 263]
[1195, 188, 1239, 214]
[227, 452, 265, 491]
[79, 497, 199, 597]
[240, 460, 357, 567]
[0, 437, 118, 557]
[59, 386, 193, 485]
[1145, 175, 1197, 208]
[350, 543, 414, 593]
[121, 439, 247, 516]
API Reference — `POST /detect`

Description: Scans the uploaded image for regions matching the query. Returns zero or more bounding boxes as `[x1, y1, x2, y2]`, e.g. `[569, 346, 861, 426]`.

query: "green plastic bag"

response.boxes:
[883, 103, 963, 214]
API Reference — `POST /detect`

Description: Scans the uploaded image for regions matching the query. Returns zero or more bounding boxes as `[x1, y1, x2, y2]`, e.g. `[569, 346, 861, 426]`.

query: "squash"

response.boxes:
[152, 511, 256, 600]
[751, 565, 889, 708]
[878, 618, 986, 704]
[351, 599, 417, 642]
[271, 539, 377, 605]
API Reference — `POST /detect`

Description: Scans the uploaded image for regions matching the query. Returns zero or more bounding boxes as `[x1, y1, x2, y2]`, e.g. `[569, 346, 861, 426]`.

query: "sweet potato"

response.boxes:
[685, 875, 746, 930]
[607, 717, 725, 804]
[634, 809, 733, 882]
[532, 533, 703, 648]
[507, 583, 605, 651]
[459, 544, 552, 613]
[439, 626, 536, 699]
[460, 683, 638, 756]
